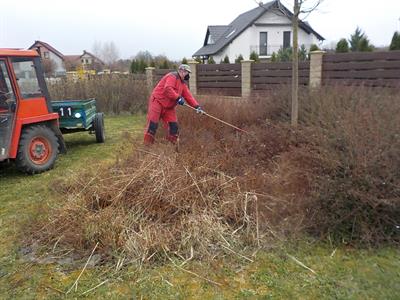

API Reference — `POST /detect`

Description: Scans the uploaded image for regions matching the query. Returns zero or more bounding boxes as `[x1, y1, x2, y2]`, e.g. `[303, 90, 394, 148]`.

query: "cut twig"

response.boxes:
[136, 147, 161, 158]
[184, 166, 207, 205]
[221, 244, 254, 262]
[79, 279, 109, 296]
[159, 273, 174, 287]
[66, 242, 99, 294]
[330, 248, 337, 258]
[179, 246, 194, 267]
[163, 248, 221, 286]
[44, 285, 65, 295]
[287, 254, 317, 275]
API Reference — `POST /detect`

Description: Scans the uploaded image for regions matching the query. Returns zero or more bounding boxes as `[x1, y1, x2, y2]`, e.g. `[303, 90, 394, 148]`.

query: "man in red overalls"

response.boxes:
[144, 64, 204, 145]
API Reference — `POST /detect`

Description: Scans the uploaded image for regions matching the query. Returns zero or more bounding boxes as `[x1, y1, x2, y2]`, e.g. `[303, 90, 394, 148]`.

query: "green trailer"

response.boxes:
[51, 98, 105, 143]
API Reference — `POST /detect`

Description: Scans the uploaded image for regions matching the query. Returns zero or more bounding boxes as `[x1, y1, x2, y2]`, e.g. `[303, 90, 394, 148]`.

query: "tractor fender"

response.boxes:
[21, 120, 67, 154]
[47, 121, 67, 154]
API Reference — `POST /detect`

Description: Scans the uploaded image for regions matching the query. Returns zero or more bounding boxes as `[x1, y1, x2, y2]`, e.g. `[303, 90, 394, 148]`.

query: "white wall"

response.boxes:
[48, 52, 65, 76]
[212, 8, 321, 62]
[81, 53, 93, 64]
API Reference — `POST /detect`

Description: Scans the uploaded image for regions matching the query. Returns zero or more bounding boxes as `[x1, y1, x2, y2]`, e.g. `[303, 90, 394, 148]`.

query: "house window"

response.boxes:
[283, 31, 291, 49]
[259, 32, 268, 56]
[43, 52, 49, 59]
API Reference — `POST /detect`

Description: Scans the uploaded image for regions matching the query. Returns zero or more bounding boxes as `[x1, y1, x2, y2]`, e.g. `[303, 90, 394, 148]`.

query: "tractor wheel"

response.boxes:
[94, 112, 105, 143]
[16, 125, 59, 174]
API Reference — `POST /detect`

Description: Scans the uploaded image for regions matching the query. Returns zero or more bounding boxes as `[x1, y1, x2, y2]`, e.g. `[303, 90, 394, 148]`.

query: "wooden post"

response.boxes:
[309, 50, 325, 88]
[187, 60, 199, 95]
[145, 67, 155, 93]
[241, 60, 254, 98]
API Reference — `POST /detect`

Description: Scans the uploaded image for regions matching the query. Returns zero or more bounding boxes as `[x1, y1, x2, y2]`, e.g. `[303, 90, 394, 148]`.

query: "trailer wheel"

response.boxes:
[94, 112, 105, 143]
[16, 125, 59, 174]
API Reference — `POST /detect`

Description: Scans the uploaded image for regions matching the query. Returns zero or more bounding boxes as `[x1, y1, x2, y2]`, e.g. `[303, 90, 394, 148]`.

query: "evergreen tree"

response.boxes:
[308, 44, 320, 60]
[249, 51, 259, 62]
[223, 55, 230, 64]
[207, 56, 215, 64]
[160, 59, 170, 69]
[358, 37, 374, 52]
[348, 27, 374, 51]
[336, 38, 349, 53]
[299, 45, 307, 61]
[309, 44, 320, 52]
[138, 59, 148, 73]
[276, 47, 292, 62]
[181, 57, 188, 64]
[130, 59, 138, 73]
[389, 31, 400, 50]
[195, 56, 202, 63]
[235, 54, 244, 63]
[349, 27, 365, 51]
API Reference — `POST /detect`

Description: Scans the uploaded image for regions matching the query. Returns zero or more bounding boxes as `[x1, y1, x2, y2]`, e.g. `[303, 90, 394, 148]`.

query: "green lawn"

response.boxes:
[0, 115, 399, 299]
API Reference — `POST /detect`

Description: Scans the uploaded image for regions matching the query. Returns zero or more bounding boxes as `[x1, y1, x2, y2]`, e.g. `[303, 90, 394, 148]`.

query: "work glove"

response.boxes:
[177, 97, 185, 105]
[195, 106, 205, 114]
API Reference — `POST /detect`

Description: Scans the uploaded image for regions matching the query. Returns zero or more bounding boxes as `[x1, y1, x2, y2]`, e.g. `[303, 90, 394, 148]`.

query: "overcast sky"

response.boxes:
[1, 0, 399, 60]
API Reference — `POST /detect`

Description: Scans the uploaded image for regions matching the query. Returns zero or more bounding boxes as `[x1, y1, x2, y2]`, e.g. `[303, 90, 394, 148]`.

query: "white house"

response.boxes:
[28, 40, 66, 76]
[193, 0, 324, 62]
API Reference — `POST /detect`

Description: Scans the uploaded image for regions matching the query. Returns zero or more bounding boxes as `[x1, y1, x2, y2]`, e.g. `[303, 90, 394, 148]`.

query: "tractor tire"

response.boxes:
[16, 125, 59, 174]
[94, 112, 105, 143]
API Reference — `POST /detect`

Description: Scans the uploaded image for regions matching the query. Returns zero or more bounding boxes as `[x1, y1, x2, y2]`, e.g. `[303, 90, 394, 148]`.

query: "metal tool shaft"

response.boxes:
[183, 104, 249, 134]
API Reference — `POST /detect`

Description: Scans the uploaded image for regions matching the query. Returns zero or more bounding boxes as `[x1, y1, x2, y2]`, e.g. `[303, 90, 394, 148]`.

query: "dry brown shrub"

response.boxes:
[300, 86, 400, 244]
[48, 74, 148, 114]
[28, 86, 399, 264]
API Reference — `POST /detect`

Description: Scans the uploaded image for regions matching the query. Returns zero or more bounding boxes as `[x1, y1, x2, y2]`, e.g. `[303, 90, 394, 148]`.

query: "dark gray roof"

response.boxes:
[205, 25, 231, 45]
[193, 0, 324, 57]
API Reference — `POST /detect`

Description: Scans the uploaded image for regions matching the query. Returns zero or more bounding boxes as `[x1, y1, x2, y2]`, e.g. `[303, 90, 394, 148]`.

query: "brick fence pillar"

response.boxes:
[187, 60, 199, 95]
[145, 67, 155, 93]
[309, 51, 325, 88]
[241, 60, 254, 98]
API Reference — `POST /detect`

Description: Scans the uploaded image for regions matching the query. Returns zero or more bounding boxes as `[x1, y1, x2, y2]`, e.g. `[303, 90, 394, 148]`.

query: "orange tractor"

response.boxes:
[0, 49, 66, 174]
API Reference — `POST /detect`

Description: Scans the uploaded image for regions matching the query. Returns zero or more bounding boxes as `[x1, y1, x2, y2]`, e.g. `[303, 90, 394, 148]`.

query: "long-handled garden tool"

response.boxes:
[183, 103, 249, 134]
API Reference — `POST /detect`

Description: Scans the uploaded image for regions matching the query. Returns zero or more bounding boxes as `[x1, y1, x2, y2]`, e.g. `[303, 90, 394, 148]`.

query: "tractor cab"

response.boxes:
[0, 49, 65, 173]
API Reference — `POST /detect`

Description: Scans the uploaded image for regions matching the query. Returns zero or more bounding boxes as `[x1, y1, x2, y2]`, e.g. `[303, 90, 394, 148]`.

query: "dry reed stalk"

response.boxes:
[163, 247, 222, 286]
[221, 244, 254, 263]
[79, 279, 109, 296]
[183, 166, 207, 206]
[67, 242, 99, 294]
[287, 254, 317, 275]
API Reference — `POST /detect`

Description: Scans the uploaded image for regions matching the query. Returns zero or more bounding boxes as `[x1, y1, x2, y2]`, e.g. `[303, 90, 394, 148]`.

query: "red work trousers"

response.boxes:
[144, 97, 179, 144]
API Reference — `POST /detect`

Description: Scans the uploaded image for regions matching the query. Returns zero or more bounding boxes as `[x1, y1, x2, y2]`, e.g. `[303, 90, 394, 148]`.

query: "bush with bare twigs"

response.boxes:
[28, 86, 400, 264]
[48, 74, 148, 114]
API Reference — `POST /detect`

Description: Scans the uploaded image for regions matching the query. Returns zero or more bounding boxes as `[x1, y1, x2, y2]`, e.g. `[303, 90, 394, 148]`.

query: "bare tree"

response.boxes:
[92, 40, 103, 59]
[291, 0, 322, 126]
[91, 41, 120, 69]
[102, 41, 120, 68]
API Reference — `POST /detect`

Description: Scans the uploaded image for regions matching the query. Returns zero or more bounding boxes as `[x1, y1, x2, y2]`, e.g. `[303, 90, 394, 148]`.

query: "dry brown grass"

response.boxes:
[28, 86, 400, 264]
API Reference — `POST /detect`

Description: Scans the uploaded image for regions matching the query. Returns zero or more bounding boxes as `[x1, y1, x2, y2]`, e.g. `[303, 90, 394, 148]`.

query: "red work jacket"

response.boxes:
[150, 72, 199, 109]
